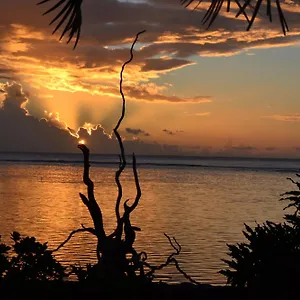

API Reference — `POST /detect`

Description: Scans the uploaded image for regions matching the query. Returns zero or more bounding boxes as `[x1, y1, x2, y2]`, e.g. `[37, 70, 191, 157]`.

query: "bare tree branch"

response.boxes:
[130, 153, 142, 212]
[143, 233, 200, 285]
[113, 30, 146, 229]
[51, 227, 96, 253]
[164, 233, 181, 254]
[78, 144, 106, 240]
[171, 257, 199, 285]
[46, 29, 197, 284]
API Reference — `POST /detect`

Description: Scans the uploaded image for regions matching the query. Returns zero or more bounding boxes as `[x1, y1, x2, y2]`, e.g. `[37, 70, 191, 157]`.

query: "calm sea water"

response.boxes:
[0, 152, 299, 285]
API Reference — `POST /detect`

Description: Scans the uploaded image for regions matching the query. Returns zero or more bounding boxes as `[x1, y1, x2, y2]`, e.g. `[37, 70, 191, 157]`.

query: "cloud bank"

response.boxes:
[1, 1, 300, 106]
[0, 82, 185, 155]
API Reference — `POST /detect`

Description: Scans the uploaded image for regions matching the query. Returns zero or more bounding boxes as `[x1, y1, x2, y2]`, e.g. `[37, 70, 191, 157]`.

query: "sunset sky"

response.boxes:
[1, 0, 300, 157]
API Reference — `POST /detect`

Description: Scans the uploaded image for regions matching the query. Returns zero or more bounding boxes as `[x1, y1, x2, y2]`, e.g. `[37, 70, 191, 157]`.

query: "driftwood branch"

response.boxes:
[126, 153, 142, 213]
[113, 30, 145, 231]
[49, 30, 197, 284]
[78, 144, 106, 240]
[143, 233, 200, 285]
[118, 154, 142, 247]
[51, 227, 96, 253]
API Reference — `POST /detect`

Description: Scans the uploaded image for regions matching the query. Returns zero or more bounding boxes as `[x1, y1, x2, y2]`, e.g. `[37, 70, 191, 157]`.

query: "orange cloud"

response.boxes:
[264, 114, 300, 122]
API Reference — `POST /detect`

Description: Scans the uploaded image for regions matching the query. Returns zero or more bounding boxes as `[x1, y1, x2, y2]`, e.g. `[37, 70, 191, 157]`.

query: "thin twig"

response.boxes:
[124, 153, 142, 214]
[51, 227, 96, 253]
[113, 30, 145, 225]
[143, 233, 200, 285]
[172, 257, 200, 285]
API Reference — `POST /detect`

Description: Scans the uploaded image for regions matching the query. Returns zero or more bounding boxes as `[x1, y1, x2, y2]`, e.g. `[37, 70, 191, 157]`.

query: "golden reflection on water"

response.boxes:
[0, 163, 292, 284]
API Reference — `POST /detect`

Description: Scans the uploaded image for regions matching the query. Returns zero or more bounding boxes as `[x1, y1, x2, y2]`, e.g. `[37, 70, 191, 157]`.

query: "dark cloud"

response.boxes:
[125, 128, 150, 136]
[265, 147, 277, 151]
[1, 82, 28, 112]
[0, 82, 77, 153]
[126, 86, 211, 102]
[0, 82, 183, 155]
[162, 129, 184, 135]
[141, 58, 194, 72]
[232, 146, 257, 151]
[163, 129, 174, 135]
[2, 0, 299, 83]
[0, 66, 17, 81]
[76, 126, 180, 155]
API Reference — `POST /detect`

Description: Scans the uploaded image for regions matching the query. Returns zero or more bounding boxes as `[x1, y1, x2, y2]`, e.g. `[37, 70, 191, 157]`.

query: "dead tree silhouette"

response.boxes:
[51, 30, 199, 284]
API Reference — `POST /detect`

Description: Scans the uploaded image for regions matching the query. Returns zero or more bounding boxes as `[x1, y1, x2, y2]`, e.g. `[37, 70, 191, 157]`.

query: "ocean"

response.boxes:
[0, 152, 299, 285]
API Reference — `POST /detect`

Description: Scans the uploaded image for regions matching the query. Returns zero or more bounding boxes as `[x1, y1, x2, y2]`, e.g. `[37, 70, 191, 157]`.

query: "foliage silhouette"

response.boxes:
[220, 174, 300, 294]
[182, 0, 289, 34]
[0, 237, 10, 281]
[0, 232, 66, 282]
[37, 0, 293, 49]
[37, 0, 82, 49]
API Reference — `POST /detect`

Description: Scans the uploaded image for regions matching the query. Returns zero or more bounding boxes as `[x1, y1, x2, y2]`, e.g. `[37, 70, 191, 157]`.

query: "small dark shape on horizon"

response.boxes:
[232, 146, 256, 151]
[163, 129, 175, 135]
[265, 147, 277, 151]
[126, 128, 150, 137]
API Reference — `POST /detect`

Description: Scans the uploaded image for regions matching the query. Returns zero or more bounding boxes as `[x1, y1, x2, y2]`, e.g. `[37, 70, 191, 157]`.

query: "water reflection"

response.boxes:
[0, 163, 291, 284]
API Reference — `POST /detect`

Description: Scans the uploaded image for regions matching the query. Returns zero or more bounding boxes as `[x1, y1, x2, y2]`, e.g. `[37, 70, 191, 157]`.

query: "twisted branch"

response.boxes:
[113, 30, 145, 229]
[124, 153, 142, 214]
[48, 29, 197, 284]
[78, 144, 106, 240]
[51, 226, 96, 253]
[143, 233, 200, 285]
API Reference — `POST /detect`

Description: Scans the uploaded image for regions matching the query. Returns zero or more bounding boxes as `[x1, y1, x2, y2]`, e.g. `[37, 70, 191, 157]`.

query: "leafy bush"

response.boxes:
[0, 232, 66, 282]
[220, 175, 300, 291]
[0, 237, 10, 280]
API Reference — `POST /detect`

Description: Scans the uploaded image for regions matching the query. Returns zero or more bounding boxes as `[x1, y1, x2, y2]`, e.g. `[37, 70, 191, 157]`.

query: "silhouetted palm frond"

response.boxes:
[182, 0, 289, 34]
[37, 0, 83, 49]
[37, 0, 290, 49]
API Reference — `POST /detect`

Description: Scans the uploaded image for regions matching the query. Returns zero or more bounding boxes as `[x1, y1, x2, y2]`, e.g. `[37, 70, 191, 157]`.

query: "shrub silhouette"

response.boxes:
[220, 174, 300, 293]
[0, 232, 66, 282]
[0, 237, 10, 281]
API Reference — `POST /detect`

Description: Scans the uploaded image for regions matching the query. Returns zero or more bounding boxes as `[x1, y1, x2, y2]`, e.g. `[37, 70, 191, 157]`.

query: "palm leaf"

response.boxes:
[37, 0, 83, 49]
[182, 0, 289, 34]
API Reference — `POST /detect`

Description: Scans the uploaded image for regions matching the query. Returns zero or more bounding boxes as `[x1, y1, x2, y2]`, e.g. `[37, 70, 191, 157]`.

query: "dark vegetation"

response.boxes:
[0, 232, 66, 282]
[220, 175, 300, 298]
